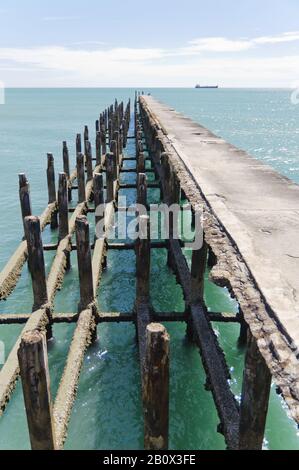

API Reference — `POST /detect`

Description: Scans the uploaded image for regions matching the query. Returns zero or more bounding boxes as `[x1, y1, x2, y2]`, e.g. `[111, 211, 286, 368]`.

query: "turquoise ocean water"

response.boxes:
[0, 88, 298, 450]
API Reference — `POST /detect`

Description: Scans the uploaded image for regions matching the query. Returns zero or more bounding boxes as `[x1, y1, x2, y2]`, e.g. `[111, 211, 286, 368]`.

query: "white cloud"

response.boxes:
[42, 16, 80, 21]
[70, 41, 107, 47]
[185, 37, 252, 53]
[254, 31, 299, 44]
[183, 31, 299, 54]
[1, 32, 299, 87]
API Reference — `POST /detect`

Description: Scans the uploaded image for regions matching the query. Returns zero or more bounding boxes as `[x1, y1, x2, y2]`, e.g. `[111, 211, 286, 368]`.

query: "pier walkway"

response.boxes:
[141, 95, 299, 435]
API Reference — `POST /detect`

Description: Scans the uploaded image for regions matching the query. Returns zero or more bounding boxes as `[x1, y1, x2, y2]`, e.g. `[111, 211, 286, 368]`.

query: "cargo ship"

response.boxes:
[195, 84, 219, 89]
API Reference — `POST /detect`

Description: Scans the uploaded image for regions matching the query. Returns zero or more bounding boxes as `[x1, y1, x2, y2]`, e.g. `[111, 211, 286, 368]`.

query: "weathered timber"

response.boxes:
[24, 216, 48, 311]
[92, 202, 114, 294]
[137, 152, 145, 175]
[101, 127, 107, 156]
[19, 174, 32, 236]
[77, 153, 86, 203]
[58, 173, 69, 242]
[96, 132, 102, 166]
[75, 215, 94, 311]
[143, 323, 169, 451]
[94, 172, 104, 232]
[58, 173, 70, 270]
[136, 215, 150, 305]
[113, 131, 120, 165]
[137, 173, 147, 207]
[62, 141, 70, 178]
[105, 153, 115, 203]
[110, 140, 118, 179]
[47, 153, 58, 229]
[63, 142, 72, 201]
[85, 141, 93, 182]
[110, 141, 118, 180]
[239, 332, 271, 450]
[84, 126, 89, 154]
[191, 239, 208, 305]
[76, 134, 82, 155]
[0, 310, 238, 326]
[18, 330, 57, 450]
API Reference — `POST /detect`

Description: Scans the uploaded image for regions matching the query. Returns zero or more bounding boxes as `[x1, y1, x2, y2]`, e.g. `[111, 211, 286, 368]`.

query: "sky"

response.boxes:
[0, 0, 299, 87]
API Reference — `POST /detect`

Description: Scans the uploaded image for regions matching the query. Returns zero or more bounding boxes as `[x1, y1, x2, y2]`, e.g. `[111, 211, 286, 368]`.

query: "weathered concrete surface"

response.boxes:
[141, 95, 299, 422]
[143, 96, 299, 347]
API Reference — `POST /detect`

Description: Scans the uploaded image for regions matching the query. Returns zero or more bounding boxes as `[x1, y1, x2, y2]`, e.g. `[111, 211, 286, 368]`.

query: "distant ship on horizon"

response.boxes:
[195, 84, 219, 89]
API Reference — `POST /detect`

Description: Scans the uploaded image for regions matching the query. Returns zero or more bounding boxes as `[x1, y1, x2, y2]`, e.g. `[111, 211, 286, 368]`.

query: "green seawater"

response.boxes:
[0, 88, 298, 450]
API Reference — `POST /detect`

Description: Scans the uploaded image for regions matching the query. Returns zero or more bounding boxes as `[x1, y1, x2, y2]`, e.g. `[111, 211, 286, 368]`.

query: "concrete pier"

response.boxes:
[141, 95, 299, 426]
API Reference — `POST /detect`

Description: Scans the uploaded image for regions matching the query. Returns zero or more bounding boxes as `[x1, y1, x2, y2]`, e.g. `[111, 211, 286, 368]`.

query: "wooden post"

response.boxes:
[137, 152, 145, 175]
[122, 119, 127, 148]
[47, 153, 58, 229]
[58, 173, 70, 271]
[75, 215, 94, 312]
[239, 332, 271, 450]
[191, 238, 208, 304]
[108, 119, 112, 144]
[136, 215, 150, 303]
[77, 153, 86, 203]
[19, 174, 32, 236]
[58, 173, 69, 241]
[119, 128, 124, 156]
[18, 330, 57, 450]
[84, 126, 89, 154]
[96, 131, 102, 166]
[101, 127, 107, 156]
[161, 153, 171, 204]
[137, 173, 147, 207]
[110, 140, 118, 179]
[94, 173, 104, 237]
[105, 152, 114, 203]
[85, 141, 93, 182]
[62, 142, 70, 179]
[24, 216, 48, 310]
[168, 167, 180, 240]
[137, 134, 142, 152]
[138, 139, 144, 155]
[113, 131, 120, 164]
[143, 323, 169, 450]
[63, 142, 72, 202]
[76, 134, 82, 155]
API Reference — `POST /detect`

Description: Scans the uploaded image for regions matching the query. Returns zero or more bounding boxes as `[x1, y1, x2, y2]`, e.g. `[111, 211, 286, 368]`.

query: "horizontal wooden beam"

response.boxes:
[43, 240, 184, 252]
[71, 183, 160, 190]
[0, 310, 238, 325]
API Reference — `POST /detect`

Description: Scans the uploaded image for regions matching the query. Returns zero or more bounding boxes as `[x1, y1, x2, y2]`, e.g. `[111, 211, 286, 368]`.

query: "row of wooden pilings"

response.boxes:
[137, 92, 273, 451]
[3, 91, 272, 451]
[15, 96, 172, 451]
